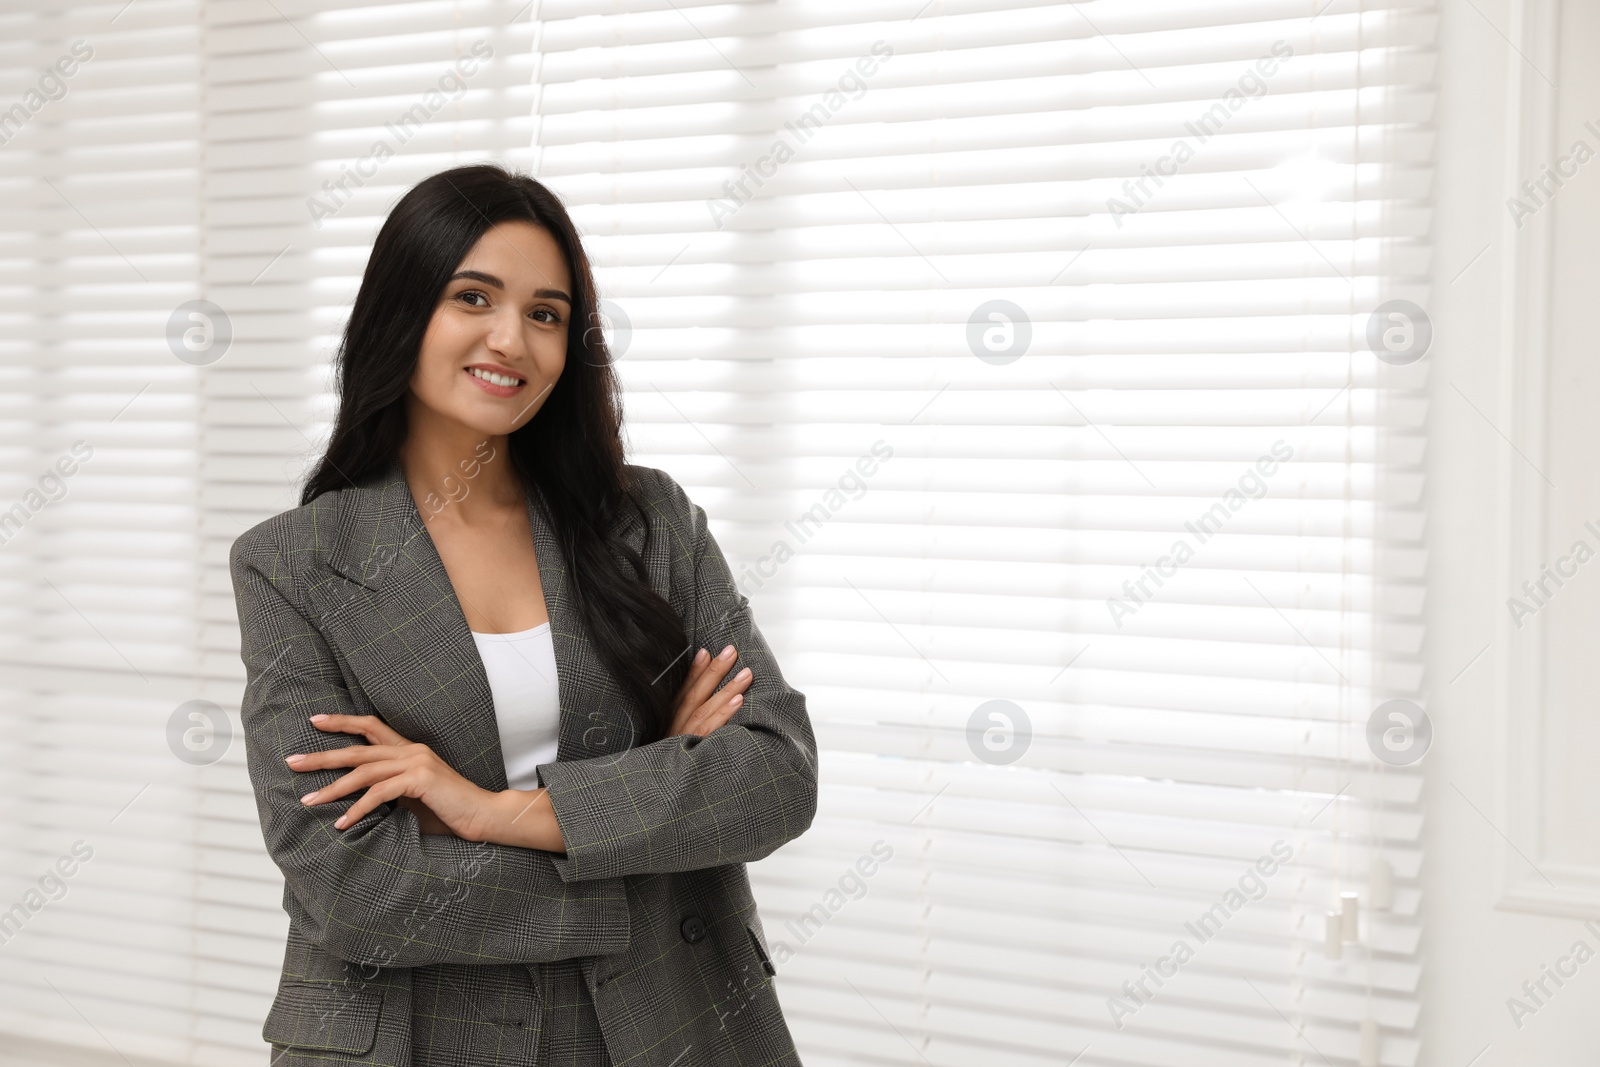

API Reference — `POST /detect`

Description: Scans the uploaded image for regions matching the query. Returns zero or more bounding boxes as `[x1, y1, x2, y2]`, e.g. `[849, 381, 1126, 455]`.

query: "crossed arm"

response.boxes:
[285, 640, 756, 851]
[232, 471, 818, 965]
[529, 484, 820, 883]
[235, 556, 628, 968]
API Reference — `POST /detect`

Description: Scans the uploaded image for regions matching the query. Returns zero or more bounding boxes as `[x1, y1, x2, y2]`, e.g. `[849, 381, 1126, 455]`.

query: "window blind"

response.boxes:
[531, 1, 1432, 1065]
[0, 1, 540, 1063]
[0, 0, 1434, 1064]
[0, 2, 207, 1064]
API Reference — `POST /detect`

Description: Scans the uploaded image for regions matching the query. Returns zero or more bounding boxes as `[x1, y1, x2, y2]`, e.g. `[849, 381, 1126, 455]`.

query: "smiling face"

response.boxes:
[407, 219, 573, 439]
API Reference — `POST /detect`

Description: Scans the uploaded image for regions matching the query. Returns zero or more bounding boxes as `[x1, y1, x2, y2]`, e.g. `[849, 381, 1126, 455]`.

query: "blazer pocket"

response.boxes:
[746, 922, 777, 978]
[262, 980, 383, 1055]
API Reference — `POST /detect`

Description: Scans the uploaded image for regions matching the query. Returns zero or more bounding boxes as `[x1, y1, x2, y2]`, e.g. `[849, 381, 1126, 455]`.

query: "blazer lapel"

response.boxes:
[307, 455, 642, 792]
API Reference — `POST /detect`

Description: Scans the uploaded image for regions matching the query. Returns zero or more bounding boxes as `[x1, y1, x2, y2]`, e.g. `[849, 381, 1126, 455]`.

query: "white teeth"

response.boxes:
[468, 367, 523, 387]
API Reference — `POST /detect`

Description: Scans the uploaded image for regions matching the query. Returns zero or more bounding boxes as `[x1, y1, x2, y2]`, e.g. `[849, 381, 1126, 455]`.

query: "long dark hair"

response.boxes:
[301, 162, 688, 744]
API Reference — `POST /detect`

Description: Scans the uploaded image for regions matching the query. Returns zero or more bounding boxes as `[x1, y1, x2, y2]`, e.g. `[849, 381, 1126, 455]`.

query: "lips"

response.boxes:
[464, 365, 526, 398]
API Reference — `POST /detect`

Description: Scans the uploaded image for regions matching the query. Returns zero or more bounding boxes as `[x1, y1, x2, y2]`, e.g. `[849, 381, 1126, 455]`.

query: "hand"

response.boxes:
[395, 796, 452, 835]
[287, 714, 500, 841]
[668, 644, 752, 738]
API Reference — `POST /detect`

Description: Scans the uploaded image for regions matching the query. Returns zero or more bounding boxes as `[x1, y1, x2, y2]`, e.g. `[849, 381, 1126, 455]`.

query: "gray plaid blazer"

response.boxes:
[229, 456, 818, 1067]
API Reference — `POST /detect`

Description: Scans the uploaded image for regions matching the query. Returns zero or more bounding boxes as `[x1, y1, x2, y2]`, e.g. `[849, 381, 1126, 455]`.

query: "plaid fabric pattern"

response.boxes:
[233, 458, 818, 1066]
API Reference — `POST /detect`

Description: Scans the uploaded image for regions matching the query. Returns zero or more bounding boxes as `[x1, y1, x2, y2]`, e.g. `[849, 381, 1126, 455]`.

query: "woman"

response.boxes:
[230, 163, 818, 1067]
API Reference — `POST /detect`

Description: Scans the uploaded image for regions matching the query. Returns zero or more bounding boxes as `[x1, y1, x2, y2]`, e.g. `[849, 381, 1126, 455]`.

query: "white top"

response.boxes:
[470, 621, 560, 791]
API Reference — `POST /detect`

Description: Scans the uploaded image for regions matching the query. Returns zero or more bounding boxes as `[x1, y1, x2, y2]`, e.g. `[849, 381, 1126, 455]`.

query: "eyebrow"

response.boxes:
[449, 269, 572, 304]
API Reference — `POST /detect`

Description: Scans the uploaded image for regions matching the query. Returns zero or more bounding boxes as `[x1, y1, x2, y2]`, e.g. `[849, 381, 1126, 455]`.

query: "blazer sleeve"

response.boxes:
[231, 531, 632, 968]
[533, 469, 820, 882]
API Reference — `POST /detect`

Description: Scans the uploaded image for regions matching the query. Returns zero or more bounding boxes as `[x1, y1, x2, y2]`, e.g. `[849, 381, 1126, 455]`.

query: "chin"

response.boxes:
[456, 401, 528, 436]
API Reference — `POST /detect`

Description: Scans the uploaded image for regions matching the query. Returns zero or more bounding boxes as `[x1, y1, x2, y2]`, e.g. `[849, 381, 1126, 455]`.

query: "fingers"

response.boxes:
[298, 759, 406, 807]
[308, 713, 409, 746]
[335, 777, 411, 829]
[683, 666, 752, 736]
[674, 645, 710, 688]
[663, 643, 754, 738]
[286, 745, 410, 772]
[677, 644, 738, 709]
[289, 718, 424, 777]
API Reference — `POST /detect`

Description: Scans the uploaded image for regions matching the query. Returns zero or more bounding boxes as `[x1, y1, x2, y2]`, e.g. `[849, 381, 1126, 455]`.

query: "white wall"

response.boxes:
[1424, 0, 1600, 1063]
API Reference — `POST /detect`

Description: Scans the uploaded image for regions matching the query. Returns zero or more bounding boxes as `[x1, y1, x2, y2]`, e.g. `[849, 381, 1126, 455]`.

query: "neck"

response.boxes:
[398, 399, 522, 525]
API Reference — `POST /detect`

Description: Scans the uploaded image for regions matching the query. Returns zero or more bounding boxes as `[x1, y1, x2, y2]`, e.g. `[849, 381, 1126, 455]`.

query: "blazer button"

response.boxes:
[680, 915, 707, 945]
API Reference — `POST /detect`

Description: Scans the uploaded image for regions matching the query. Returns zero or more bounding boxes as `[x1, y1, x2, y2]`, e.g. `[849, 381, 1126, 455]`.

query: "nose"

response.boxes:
[483, 306, 526, 360]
